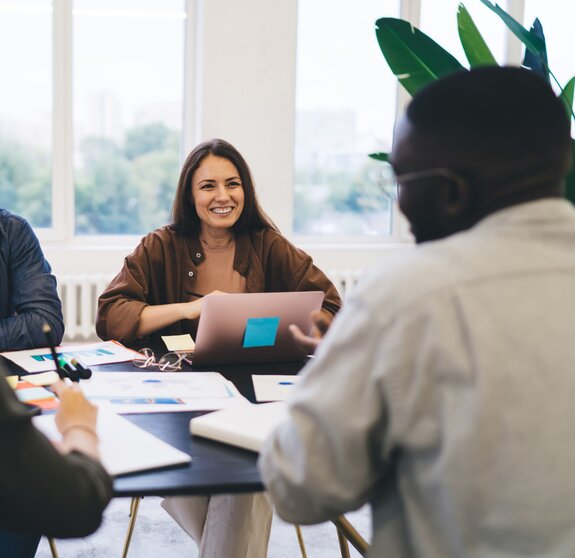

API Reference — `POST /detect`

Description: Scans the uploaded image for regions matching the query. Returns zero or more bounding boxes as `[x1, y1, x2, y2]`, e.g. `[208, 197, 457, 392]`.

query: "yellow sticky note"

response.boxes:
[5, 375, 18, 389]
[23, 371, 60, 386]
[161, 334, 196, 353]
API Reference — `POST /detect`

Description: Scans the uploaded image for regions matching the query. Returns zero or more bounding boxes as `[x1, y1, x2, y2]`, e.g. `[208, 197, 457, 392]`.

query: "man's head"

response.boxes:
[390, 66, 572, 243]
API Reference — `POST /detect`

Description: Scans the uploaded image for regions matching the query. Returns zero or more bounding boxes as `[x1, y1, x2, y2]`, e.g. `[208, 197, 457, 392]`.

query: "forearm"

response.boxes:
[137, 302, 199, 337]
[0, 309, 63, 351]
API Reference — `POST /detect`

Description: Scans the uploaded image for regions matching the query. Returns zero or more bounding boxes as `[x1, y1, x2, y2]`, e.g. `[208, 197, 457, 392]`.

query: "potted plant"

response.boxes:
[370, 0, 575, 204]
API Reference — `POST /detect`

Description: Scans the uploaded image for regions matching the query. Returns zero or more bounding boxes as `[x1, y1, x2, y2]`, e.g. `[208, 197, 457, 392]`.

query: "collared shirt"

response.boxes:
[0, 209, 63, 351]
[96, 226, 342, 346]
[260, 198, 575, 557]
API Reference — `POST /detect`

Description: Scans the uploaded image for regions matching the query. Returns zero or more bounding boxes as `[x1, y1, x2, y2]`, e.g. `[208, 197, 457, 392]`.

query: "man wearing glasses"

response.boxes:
[261, 66, 575, 556]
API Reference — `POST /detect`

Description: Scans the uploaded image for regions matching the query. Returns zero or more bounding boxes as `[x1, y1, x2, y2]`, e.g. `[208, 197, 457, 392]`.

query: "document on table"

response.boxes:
[1, 341, 139, 373]
[33, 408, 191, 476]
[80, 371, 249, 413]
[252, 374, 301, 402]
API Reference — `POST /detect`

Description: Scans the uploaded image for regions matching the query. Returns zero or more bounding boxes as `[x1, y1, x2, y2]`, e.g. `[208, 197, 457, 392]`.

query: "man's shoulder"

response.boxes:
[0, 209, 29, 230]
[0, 209, 35, 244]
[358, 241, 463, 299]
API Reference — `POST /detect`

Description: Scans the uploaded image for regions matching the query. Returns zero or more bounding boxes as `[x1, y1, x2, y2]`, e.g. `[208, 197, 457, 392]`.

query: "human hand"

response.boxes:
[183, 290, 227, 320]
[52, 381, 98, 435]
[289, 310, 333, 355]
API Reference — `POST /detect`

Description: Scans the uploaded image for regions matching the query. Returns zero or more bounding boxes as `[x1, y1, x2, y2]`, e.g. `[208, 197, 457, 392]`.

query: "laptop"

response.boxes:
[191, 291, 325, 365]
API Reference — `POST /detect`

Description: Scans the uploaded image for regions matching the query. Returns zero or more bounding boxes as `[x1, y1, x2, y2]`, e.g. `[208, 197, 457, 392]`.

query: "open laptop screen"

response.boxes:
[191, 291, 325, 365]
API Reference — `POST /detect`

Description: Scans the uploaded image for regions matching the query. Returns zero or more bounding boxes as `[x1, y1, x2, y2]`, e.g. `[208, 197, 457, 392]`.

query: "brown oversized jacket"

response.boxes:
[96, 226, 342, 347]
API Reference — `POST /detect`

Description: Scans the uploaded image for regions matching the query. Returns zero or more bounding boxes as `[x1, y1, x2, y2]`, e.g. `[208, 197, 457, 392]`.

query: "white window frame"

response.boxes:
[38, 0, 527, 276]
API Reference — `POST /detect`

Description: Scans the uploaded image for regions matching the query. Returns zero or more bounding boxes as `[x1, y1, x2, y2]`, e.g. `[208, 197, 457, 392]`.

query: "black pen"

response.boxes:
[186, 291, 205, 299]
[42, 323, 67, 380]
[58, 356, 78, 382]
[71, 357, 92, 380]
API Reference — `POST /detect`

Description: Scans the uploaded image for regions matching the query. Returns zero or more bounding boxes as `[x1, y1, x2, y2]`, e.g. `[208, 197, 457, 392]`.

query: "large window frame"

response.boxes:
[36, 0, 528, 275]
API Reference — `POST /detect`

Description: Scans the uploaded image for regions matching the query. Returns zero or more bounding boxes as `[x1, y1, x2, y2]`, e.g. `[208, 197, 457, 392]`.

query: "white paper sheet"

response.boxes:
[1, 341, 139, 373]
[33, 408, 191, 476]
[252, 374, 301, 402]
[80, 371, 249, 413]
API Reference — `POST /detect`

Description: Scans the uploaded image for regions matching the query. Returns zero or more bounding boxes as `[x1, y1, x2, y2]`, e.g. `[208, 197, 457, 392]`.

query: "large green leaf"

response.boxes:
[564, 139, 575, 206]
[478, 0, 545, 56]
[375, 17, 466, 96]
[457, 3, 497, 67]
[368, 152, 390, 162]
[559, 76, 575, 120]
[522, 18, 549, 82]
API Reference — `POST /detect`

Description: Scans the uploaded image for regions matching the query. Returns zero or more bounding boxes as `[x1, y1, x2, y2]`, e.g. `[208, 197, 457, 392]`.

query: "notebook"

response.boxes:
[191, 291, 324, 365]
[33, 408, 191, 476]
[190, 401, 287, 452]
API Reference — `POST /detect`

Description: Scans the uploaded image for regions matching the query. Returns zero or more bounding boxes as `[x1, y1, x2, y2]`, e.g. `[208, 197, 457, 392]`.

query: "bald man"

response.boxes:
[260, 66, 575, 557]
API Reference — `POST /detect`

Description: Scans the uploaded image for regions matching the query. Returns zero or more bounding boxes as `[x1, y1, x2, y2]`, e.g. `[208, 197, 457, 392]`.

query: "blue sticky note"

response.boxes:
[243, 317, 280, 348]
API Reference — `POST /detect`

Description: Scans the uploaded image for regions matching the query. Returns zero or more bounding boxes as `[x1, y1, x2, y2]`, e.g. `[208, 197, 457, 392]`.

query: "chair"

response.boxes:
[332, 515, 370, 557]
[48, 537, 59, 558]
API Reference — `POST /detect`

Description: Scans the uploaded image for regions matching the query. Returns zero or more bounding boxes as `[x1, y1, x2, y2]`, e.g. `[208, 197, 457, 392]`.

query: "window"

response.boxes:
[293, 0, 400, 238]
[73, 0, 185, 235]
[0, 1, 52, 228]
[0, 0, 185, 236]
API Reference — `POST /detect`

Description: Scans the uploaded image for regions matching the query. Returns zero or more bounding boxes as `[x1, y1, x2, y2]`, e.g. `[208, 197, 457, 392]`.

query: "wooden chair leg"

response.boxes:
[121, 496, 142, 558]
[48, 537, 59, 558]
[336, 527, 351, 558]
[332, 515, 369, 557]
[294, 524, 308, 558]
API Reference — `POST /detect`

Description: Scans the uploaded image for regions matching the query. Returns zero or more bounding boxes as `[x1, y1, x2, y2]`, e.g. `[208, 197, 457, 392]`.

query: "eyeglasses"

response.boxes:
[132, 348, 192, 371]
[381, 166, 467, 201]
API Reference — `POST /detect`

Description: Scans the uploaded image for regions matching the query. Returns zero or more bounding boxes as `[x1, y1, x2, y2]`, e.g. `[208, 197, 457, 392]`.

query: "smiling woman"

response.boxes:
[95, 137, 342, 346]
[93, 138, 342, 558]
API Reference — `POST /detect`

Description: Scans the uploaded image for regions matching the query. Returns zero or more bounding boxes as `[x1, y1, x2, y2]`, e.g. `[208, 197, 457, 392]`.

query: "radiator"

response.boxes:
[56, 270, 363, 342]
[328, 269, 362, 301]
[57, 274, 114, 342]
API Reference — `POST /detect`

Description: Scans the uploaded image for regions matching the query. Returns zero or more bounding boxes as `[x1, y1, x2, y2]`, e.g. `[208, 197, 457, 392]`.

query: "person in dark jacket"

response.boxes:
[0, 359, 113, 557]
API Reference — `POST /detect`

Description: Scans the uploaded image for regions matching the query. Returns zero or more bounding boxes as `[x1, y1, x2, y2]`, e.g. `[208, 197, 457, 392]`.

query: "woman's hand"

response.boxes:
[289, 310, 333, 355]
[181, 290, 227, 320]
[52, 381, 100, 459]
[137, 290, 228, 337]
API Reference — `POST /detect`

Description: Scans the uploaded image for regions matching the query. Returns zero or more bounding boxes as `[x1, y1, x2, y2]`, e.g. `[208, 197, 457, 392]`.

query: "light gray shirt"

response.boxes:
[259, 198, 575, 557]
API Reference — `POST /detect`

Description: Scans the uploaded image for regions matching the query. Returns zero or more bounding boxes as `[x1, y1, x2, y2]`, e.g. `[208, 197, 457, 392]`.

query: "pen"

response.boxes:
[71, 357, 92, 380]
[186, 291, 205, 299]
[42, 323, 67, 380]
[278, 381, 294, 385]
[58, 357, 78, 382]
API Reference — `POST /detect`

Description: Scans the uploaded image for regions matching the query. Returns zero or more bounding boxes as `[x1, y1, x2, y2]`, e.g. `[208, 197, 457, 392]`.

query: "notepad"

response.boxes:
[189, 401, 287, 453]
[33, 408, 191, 476]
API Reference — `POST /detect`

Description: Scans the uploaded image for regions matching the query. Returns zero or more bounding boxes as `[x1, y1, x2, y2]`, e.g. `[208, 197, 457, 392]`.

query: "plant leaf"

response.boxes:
[478, 0, 545, 57]
[522, 18, 549, 82]
[559, 76, 575, 120]
[375, 17, 466, 96]
[564, 139, 575, 206]
[369, 152, 390, 162]
[457, 3, 497, 67]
